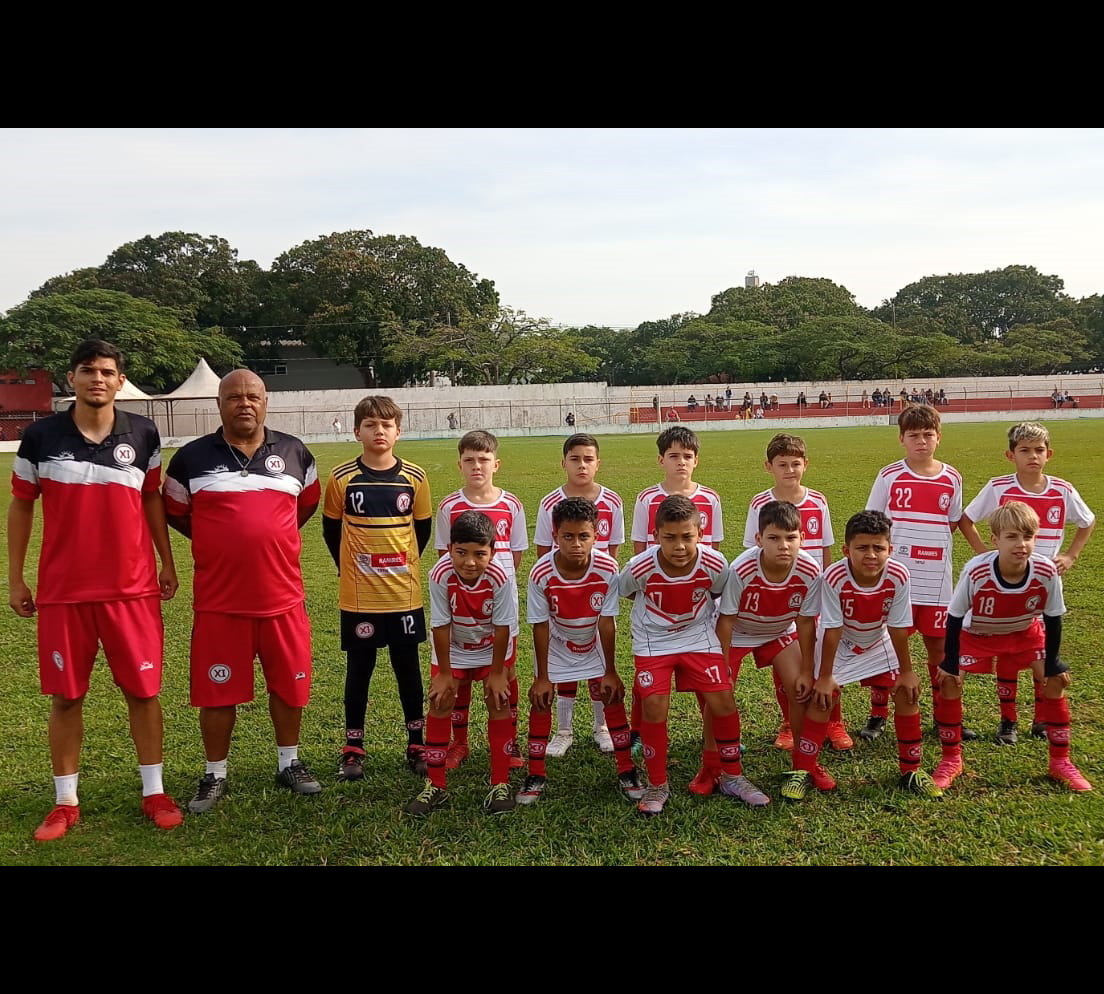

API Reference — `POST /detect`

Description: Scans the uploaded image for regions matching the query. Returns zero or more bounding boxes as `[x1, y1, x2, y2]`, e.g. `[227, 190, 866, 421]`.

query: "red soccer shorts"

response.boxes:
[959, 618, 1045, 674]
[190, 604, 312, 708]
[38, 597, 163, 700]
[909, 605, 948, 638]
[729, 633, 797, 671]
[634, 651, 731, 698]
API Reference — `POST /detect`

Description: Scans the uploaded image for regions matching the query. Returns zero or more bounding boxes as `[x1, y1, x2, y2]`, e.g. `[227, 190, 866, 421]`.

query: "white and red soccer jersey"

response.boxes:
[11, 408, 162, 605]
[164, 428, 320, 616]
[742, 488, 834, 559]
[527, 550, 621, 681]
[802, 557, 913, 649]
[619, 545, 729, 656]
[950, 552, 1065, 636]
[533, 485, 625, 553]
[631, 484, 724, 548]
[435, 489, 528, 577]
[428, 556, 519, 670]
[964, 475, 1094, 560]
[867, 460, 962, 606]
[717, 548, 821, 648]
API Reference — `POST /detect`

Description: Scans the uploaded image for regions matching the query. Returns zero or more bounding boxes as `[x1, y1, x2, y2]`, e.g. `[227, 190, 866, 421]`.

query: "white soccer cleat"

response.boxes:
[545, 731, 574, 758]
[592, 726, 614, 753]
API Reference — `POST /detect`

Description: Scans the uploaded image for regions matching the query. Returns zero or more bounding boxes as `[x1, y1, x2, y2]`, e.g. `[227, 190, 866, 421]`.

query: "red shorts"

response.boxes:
[635, 651, 731, 698]
[909, 605, 948, 639]
[190, 604, 312, 708]
[729, 634, 797, 672]
[37, 597, 163, 700]
[960, 619, 1044, 675]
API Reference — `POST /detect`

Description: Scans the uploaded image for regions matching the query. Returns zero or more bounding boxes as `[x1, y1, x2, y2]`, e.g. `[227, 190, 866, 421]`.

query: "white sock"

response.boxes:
[54, 773, 79, 806]
[556, 694, 575, 735]
[139, 763, 164, 797]
[206, 759, 228, 780]
[277, 745, 299, 771]
[592, 699, 607, 732]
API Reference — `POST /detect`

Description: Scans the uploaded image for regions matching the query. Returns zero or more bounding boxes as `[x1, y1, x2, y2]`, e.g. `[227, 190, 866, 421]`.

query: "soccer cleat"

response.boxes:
[899, 770, 944, 798]
[630, 730, 644, 759]
[545, 731, 574, 758]
[337, 746, 365, 781]
[961, 726, 979, 742]
[593, 726, 614, 753]
[780, 770, 811, 801]
[188, 774, 227, 814]
[516, 774, 547, 805]
[774, 721, 794, 751]
[1049, 760, 1093, 792]
[275, 759, 322, 795]
[719, 773, 771, 807]
[618, 768, 647, 801]
[809, 763, 837, 792]
[34, 804, 80, 842]
[1030, 721, 1048, 740]
[509, 744, 525, 771]
[405, 744, 427, 777]
[637, 784, 670, 817]
[688, 765, 721, 796]
[444, 743, 470, 770]
[484, 783, 516, 814]
[995, 719, 1018, 746]
[931, 757, 964, 790]
[859, 716, 886, 742]
[825, 722, 854, 751]
[405, 779, 449, 816]
[142, 792, 184, 830]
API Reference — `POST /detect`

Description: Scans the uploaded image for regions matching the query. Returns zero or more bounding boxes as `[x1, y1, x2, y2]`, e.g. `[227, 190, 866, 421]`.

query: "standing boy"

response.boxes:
[533, 433, 625, 756]
[322, 396, 433, 782]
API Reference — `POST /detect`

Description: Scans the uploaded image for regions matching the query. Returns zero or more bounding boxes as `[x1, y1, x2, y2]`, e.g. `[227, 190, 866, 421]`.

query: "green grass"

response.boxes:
[2, 421, 1103, 864]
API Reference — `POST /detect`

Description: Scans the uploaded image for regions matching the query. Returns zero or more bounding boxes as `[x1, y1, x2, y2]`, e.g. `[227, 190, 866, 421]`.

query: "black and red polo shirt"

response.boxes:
[164, 427, 320, 616]
[11, 407, 162, 605]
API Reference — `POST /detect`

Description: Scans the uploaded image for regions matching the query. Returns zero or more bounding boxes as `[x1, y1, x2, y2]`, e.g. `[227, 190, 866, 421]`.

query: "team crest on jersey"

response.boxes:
[113, 443, 136, 465]
[807, 517, 819, 536]
[789, 593, 803, 609]
[590, 592, 605, 611]
[49, 451, 75, 463]
[396, 492, 412, 513]
[52, 650, 64, 671]
[699, 512, 708, 529]
[1047, 507, 1062, 525]
[265, 455, 286, 475]
[208, 664, 231, 684]
[212, 465, 229, 475]
[938, 493, 951, 510]
[692, 588, 706, 602]
[482, 598, 495, 616]
[355, 621, 375, 639]
[1026, 595, 1041, 611]
[496, 519, 509, 537]
[882, 598, 895, 615]
[637, 670, 654, 688]
[597, 519, 610, 537]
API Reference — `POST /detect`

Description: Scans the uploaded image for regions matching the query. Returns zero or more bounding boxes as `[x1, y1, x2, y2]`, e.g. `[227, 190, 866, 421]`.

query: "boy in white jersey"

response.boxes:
[785, 510, 943, 800]
[435, 430, 527, 770]
[620, 495, 768, 816]
[866, 405, 971, 741]
[935, 502, 1091, 792]
[533, 434, 625, 757]
[518, 498, 644, 804]
[958, 423, 1096, 744]
[406, 511, 519, 815]
[742, 432, 850, 753]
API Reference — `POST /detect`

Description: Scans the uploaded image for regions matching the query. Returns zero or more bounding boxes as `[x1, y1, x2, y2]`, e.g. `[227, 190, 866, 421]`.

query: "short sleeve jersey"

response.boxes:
[619, 545, 729, 656]
[428, 557, 519, 670]
[867, 460, 963, 606]
[164, 427, 320, 616]
[950, 552, 1066, 636]
[323, 456, 432, 612]
[631, 484, 724, 548]
[801, 557, 913, 648]
[11, 408, 161, 605]
[435, 489, 528, 577]
[963, 475, 1095, 560]
[717, 548, 821, 647]
[742, 488, 834, 558]
[527, 550, 621, 667]
[533, 485, 625, 553]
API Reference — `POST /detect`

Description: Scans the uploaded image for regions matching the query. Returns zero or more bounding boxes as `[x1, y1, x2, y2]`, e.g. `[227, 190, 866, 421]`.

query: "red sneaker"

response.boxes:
[445, 742, 470, 770]
[932, 757, 964, 790]
[774, 721, 794, 751]
[142, 792, 184, 831]
[688, 766, 722, 796]
[810, 763, 837, 791]
[1049, 759, 1093, 792]
[34, 804, 80, 842]
[825, 722, 854, 751]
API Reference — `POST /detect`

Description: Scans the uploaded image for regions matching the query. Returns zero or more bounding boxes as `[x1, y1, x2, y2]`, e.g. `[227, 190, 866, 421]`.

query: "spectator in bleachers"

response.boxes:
[797, 391, 808, 409]
[818, 390, 829, 409]
[759, 391, 769, 410]
[705, 393, 714, 412]
[872, 388, 882, 407]
[687, 395, 697, 412]
[770, 393, 778, 411]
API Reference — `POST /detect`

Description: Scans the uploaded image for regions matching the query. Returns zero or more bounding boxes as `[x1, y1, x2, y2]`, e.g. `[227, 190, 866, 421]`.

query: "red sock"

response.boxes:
[869, 674, 892, 719]
[488, 717, 513, 785]
[894, 711, 923, 774]
[772, 667, 791, 722]
[935, 696, 963, 758]
[1045, 697, 1071, 763]
[630, 691, 642, 735]
[587, 679, 603, 703]
[426, 714, 452, 788]
[604, 702, 635, 775]
[830, 694, 842, 724]
[996, 659, 1019, 723]
[793, 717, 827, 772]
[1032, 678, 1045, 726]
[713, 711, 743, 775]
[556, 682, 578, 701]
[452, 682, 472, 746]
[927, 662, 942, 712]
[639, 720, 669, 786]
[527, 708, 552, 777]
[509, 672, 520, 737]
[700, 748, 721, 773]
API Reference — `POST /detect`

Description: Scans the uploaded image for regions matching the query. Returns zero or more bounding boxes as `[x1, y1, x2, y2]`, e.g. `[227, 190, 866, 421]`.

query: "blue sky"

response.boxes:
[1, 128, 1101, 326]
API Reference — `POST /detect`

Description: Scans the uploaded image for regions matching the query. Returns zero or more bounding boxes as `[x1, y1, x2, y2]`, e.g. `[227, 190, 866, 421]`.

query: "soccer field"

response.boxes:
[2, 421, 1102, 865]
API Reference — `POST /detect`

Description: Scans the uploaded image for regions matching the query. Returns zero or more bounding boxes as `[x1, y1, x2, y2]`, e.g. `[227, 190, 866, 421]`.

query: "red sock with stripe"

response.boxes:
[793, 718, 827, 772]
[894, 711, 923, 774]
[639, 720, 669, 786]
[935, 696, 962, 758]
[426, 714, 452, 788]
[869, 675, 892, 719]
[1045, 697, 1071, 762]
[452, 682, 472, 746]
[603, 701, 635, 775]
[488, 717, 513, 785]
[527, 708, 552, 777]
[713, 711, 743, 775]
[1032, 678, 1045, 727]
[996, 659, 1019, 723]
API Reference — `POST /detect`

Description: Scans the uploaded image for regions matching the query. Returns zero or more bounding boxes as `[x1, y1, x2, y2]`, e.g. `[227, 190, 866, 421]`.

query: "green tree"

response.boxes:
[707, 276, 860, 330]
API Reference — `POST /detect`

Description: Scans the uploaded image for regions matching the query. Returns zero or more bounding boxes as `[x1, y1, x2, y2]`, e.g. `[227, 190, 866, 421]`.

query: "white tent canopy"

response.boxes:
[56, 377, 155, 404]
[155, 357, 222, 399]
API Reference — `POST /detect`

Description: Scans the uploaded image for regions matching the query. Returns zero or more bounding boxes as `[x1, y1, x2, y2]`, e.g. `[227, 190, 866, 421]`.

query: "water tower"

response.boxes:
[745, 270, 760, 289]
